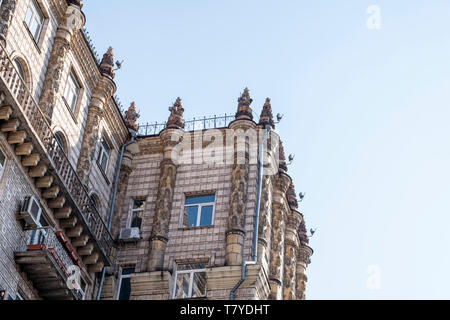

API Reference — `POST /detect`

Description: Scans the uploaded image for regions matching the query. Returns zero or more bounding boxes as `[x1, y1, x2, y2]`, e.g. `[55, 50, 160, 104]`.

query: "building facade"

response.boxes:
[0, 0, 312, 301]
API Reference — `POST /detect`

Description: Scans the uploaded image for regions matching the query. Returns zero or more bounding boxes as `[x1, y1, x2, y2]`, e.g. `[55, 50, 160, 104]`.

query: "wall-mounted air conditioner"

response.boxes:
[119, 227, 141, 242]
[19, 196, 42, 229]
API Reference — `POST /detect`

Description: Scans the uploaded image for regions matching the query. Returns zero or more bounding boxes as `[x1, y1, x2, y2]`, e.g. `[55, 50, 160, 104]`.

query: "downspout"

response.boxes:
[230, 125, 271, 300]
[96, 130, 137, 300]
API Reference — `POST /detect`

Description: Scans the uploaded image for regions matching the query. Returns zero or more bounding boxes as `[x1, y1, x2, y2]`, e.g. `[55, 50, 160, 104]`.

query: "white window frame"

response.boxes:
[172, 265, 207, 299]
[97, 138, 111, 174]
[117, 268, 134, 300]
[128, 199, 145, 230]
[63, 71, 81, 113]
[182, 195, 216, 228]
[24, 0, 45, 42]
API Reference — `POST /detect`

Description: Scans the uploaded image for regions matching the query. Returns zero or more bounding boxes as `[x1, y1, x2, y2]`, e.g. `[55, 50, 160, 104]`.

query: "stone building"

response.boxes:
[0, 0, 312, 301]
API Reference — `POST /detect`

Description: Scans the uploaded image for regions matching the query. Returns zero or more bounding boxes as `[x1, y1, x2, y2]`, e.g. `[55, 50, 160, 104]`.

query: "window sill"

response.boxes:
[96, 161, 111, 185]
[178, 225, 214, 231]
[22, 22, 42, 54]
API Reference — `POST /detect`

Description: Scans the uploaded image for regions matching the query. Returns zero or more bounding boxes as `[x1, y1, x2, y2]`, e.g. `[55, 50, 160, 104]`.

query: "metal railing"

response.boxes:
[18, 227, 83, 300]
[0, 43, 112, 263]
[137, 114, 236, 136]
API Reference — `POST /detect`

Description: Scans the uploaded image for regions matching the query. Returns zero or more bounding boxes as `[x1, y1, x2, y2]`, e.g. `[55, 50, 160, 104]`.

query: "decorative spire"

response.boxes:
[259, 98, 275, 129]
[100, 47, 115, 79]
[278, 140, 288, 172]
[235, 87, 253, 120]
[124, 102, 140, 132]
[166, 97, 185, 129]
[287, 182, 298, 210]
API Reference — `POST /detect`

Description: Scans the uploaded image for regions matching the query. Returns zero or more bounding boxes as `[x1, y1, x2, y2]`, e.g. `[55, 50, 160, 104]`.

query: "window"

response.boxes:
[0, 147, 6, 180]
[183, 195, 215, 228]
[63, 72, 81, 113]
[13, 59, 26, 81]
[118, 268, 134, 300]
[97, 138, 111, 173]
[173, 263, 206, 299]
[130, 200, 144, 230]
[24, 0, 44, 42]
[54, 131, 68, 153]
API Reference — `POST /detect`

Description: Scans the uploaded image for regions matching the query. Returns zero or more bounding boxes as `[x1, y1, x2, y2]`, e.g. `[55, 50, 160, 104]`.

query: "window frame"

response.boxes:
[172, 264, 207, 299]
[24, 0, 45, 43]
[63, 70, 81, 114]
[128, 199, 145, 230]
[117, 267, 135, 301]
[97, 137, 111, 174]
[182, 194, 216, 228]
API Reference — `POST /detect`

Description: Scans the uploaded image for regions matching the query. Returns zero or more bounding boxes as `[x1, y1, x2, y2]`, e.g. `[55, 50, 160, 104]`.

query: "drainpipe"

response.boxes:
[96, 130, 137, 300]
[230, 125, 271, 300]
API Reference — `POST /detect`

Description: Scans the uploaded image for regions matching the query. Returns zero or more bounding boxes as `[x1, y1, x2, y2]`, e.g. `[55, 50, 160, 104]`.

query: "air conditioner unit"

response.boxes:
[19, 196, 42, 229]
[119, 227, 141, 242]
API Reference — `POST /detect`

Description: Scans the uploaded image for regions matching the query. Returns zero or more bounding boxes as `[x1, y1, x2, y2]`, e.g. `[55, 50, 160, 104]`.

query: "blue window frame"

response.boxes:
[183, 195, 215, 228]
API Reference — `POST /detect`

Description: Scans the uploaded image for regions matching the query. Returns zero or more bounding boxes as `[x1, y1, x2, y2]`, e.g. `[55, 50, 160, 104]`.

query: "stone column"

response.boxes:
[225, 88, 254, 266]
[283, 212, 302, 300]
[268, 172, 290, 300]
[38, 3, 84, 119]
[147, 98, 184, 272]
[77, 48, 116, 185]
[0, 0, 17, 46]
[296, 244, 313, 300]
[110, 151, 132, 240]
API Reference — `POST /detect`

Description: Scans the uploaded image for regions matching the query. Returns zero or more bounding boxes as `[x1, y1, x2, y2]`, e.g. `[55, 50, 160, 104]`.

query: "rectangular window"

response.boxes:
[63, 72, 81, 113]
[183, 195, 215, 228]
[0, 147, 6, 179]
[173, 263, 206, 299]
[118, 268, 134, 300]
[24, 0, 44, 42]
[97, 138, 111, 173]
[130, 200, 144, 230]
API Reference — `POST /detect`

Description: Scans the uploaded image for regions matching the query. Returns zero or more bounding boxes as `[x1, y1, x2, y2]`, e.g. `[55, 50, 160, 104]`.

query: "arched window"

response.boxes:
[54, 131, 68, 154]
[13, 59, 26, 80]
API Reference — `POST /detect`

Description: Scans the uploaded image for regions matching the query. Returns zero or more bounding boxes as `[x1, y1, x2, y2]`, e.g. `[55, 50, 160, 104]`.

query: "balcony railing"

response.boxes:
[0, 43, 112, 264]
[137, 114, 236, 136]
[16, 227, 84, 300]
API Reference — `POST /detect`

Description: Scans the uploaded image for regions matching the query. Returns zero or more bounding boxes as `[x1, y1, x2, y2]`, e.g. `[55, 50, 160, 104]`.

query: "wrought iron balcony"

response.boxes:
[15, 228, 85, 300]
[0, 43, 112, 266]
[137, 114, 236, 136]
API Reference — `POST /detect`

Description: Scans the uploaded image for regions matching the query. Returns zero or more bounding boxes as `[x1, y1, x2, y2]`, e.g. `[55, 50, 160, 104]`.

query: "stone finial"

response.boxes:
[235, 87, 253, 120]
[100, 47, 115, 79]
[67, 0, 82, 7]
[278, 141, 288, 172]
[124, 102, 140, 132]
[259, 98, 275, 129]
[287, 182, 298, 210]
[166, 97, 185, 129]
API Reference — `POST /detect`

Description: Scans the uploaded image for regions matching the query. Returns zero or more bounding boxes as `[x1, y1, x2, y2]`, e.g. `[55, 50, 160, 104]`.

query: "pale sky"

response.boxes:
[84, 0, 450, 299]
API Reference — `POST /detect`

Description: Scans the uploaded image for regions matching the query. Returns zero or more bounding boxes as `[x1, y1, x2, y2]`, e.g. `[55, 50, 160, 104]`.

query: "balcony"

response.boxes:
[0, 43, 112, 269]
[15, 228, 84, 300]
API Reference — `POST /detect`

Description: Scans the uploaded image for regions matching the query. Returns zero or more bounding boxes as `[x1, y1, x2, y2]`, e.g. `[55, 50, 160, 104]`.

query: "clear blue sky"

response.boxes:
[84, 0, 450, 300]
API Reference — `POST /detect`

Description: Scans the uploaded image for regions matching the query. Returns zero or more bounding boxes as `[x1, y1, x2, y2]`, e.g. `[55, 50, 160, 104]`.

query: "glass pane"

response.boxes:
[122, 268, 135, 276]
[0, 148, 5, 167]
[191, 271, 207, 298]
[131, 211, 143, 229]
[174, 273, 190, 299]
[14, 60, 25, 80]
[133, 200, 145, 210]
[184, 206, 198, 228]
[200, 205, 213, 226]
[25, 7, 32, 26]
[100, 153, 108, 171]
[185, 195, 215, 205]
[118, 278, 131, 300]
[177, 263, 205, 271]
[102, 139, 110, 152]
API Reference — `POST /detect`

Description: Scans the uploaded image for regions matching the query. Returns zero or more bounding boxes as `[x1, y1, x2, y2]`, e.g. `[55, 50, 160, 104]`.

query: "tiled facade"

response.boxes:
[0, 0, 312, 301]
